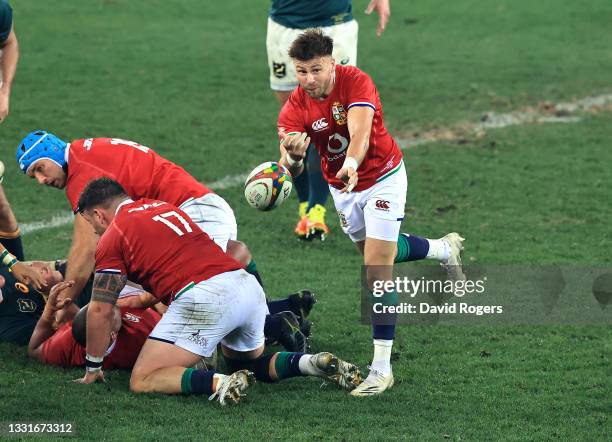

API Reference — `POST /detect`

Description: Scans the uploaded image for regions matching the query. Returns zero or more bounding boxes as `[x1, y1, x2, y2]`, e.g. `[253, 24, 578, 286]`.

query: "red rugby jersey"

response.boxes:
[95, 198, 243, 302]
[278, 65, 402, 191]
[41, 307, 160, 369]
[65, 138, 212, 213]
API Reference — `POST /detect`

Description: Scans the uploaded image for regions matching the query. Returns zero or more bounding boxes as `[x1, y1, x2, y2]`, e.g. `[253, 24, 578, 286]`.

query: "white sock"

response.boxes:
[426, 238, 450, 261]
[370, 339, 393, 375]
[297, 354, 319, 376]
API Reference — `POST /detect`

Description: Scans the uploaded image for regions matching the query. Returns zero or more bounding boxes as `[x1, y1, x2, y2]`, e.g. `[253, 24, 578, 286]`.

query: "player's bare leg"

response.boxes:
[0, 163, 20, 239]
[351, 237, 397, 397]
[130, 338, 254, 405]
[0, 164, 45, 288]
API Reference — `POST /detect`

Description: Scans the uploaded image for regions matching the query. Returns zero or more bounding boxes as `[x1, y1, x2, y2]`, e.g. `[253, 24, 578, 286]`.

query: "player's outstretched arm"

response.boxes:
[10, 262, 47, 290]
[0, 27, 19, 123]
[365, 0, 391, 37]
[336, 106, 375, 192]
[0, 245, 46, 290]
[74, 272, 126, 385]
[28, 281, 75, 361]
[60, 215, 98, 313]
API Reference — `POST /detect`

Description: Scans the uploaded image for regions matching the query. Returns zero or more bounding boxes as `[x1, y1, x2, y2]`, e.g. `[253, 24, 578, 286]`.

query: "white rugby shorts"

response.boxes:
[149, 269, 268, 357]
[179, 193, 237, 252]
[329, 162, 407, 243]
[266, 18, 358, 91]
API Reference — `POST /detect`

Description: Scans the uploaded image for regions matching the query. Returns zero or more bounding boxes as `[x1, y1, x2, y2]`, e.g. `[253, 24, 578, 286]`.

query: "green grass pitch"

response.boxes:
[0, 0, 610, 440]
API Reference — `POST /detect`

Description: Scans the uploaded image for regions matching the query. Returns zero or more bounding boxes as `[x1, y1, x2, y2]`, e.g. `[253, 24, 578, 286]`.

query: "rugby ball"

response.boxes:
[244, 162, 293, 211]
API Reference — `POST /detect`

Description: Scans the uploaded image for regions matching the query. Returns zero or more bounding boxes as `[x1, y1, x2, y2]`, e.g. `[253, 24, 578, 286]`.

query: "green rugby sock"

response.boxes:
[274, 352, 305, 380]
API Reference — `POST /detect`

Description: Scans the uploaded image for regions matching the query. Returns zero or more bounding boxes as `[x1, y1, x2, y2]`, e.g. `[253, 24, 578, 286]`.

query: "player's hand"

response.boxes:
[47, 281, 75, 311]
[11, 261, 48, 291]
[336, 166, 359, 193]
[0, 89, 9, 123]
[280, 131, 310, 162]
[73, 369, 106, 385]
[365, 0, 391, 37]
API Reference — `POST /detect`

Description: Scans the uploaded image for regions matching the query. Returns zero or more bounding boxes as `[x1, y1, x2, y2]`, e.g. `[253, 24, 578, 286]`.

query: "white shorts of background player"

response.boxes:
[266, 17, 359, 92]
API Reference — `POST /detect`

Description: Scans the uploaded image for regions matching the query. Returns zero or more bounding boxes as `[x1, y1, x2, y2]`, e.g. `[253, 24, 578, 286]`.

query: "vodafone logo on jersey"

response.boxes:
[311, 118, 329, 132]
[327, 133, 349, 154]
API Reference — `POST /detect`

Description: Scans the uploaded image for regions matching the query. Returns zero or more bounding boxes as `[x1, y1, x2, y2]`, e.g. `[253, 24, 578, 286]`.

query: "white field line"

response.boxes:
[21, 212, 75, 235]
[20, 93, 612, 235]
[395, 93, 612, 148]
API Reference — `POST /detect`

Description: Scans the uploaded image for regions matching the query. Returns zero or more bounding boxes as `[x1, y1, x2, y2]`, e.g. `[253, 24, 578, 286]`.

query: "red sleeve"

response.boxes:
[277, 92, 307, 139]
[66, 173, 93, 212]
[41, 323, 85, 367]
[345, 69, 378, 112]
[95, 224, 127, 275]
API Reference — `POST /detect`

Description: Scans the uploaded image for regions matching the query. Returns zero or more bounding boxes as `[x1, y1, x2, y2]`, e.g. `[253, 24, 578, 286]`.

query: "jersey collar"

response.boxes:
[115, 198, 134, 216]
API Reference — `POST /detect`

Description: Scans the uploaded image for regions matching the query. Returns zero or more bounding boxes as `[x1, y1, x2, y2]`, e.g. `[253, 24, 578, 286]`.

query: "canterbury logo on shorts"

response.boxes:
[375, 199, 390, 211]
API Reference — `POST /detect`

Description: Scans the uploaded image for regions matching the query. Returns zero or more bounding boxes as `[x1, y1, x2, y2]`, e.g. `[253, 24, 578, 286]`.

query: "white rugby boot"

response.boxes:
[440, 232, 466, 282]
[208, 370, 255, 406]
[306, 352, 362, 390]
[350, 366, 394, 397]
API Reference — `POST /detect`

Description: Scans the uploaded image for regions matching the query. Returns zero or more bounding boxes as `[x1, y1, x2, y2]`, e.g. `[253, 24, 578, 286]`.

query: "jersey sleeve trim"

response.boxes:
[347, 102, 376, 111]
[97, 269, 123, 274]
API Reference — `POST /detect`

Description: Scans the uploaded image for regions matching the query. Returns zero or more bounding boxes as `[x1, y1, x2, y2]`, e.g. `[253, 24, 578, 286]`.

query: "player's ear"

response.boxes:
[92, 208, 104, 224]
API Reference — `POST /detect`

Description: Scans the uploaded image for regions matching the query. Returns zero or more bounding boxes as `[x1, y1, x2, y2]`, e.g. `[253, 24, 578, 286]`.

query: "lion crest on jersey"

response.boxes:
[331, 102, 347, 125]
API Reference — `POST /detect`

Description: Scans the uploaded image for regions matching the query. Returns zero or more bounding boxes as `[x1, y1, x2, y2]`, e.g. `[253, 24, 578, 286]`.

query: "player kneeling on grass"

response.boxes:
[28, 281, 160, 369]
[278, 30, 466, 396]
[69, 178, 361, 405]
[15, 134, 315, 352]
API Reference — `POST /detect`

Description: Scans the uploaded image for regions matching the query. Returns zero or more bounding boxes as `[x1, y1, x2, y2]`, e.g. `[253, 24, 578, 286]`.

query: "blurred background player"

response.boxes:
[28, 282, 160, 370]
[0, 0, 18, 123]
[278, 30, 465, 396]
[0, 162, 46, 290]
[266, 0, 391, 240]
[15, 133, 313, 351]
[71, 178, 361, 404]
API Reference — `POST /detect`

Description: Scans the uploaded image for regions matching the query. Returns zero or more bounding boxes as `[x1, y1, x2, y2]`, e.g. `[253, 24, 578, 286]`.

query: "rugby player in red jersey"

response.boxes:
[66, 178, 361, 405]
[15, 134, 314, 351]
[278, 30, 466, 396]
[28, 281, 160, 370]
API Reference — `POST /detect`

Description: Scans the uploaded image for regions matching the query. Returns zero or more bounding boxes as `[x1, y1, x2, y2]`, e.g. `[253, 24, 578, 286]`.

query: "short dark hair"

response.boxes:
[72, 304, 120, 347]
[77, 177, 128, 214]
[288, 29, 333, 61]
[71, 305, 88, 347]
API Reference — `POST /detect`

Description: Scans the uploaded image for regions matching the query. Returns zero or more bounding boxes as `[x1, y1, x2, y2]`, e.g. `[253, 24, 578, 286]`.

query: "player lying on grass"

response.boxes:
[28, 281, 160, 370]
[278, 30, 466, 396]
[68, 177, 362, 405]
[15, 133, 313, 351]
[0, 260, 89, 345]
